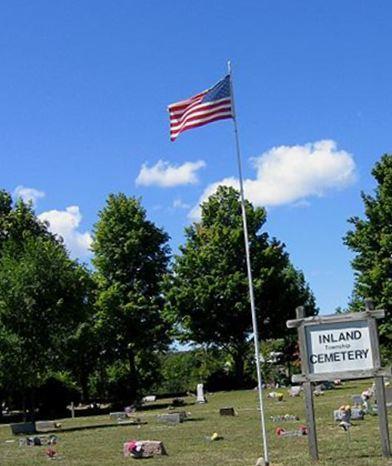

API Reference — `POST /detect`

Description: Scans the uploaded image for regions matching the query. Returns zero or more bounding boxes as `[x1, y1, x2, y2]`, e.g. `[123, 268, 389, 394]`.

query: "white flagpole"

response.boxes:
[227, 60, 270, 466]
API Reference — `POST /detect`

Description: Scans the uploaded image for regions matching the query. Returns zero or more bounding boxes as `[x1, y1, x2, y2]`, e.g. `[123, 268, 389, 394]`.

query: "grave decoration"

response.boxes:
[267, 391, 284, 401]
[205, 432, 223, 442]
[288, 386, 301, 397]
[314, 385, 325, 396]
[46, 448, 57, 459]
[334, 405, 364, 422]
[287, 302, 391, 460]
[270, 414, 299, 422]
[19, 435, 58, 447]
[125, 405, 137, 414]
[123, 440, 167, 458]
[275, 425, 308, 437]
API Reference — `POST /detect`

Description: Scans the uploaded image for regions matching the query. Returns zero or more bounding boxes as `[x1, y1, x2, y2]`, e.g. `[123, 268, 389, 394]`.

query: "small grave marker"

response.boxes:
[352, 395, 363, 406]
[157, 412, 183, 425]
[219, 407, 236, 416]
[35, 421, 61, 432]
[109, 412, 127, 423]
[385, 387, 392, 408]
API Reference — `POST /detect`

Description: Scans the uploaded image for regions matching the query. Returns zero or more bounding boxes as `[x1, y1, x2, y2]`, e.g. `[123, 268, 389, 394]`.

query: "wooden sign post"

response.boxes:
[287, 301, 391, 461]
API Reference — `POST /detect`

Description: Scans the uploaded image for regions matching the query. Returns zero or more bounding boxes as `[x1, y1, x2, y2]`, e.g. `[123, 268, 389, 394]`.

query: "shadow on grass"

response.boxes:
[37, 422, 147, 434]
[141, 402, 195, 412]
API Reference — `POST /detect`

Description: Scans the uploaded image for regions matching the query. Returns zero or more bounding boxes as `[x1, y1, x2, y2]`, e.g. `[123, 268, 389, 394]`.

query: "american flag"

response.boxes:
[168, 75, 233, 141]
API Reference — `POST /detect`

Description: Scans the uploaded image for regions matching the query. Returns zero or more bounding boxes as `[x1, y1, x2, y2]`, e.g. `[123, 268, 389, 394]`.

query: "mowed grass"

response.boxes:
[0, 380, 392, 465]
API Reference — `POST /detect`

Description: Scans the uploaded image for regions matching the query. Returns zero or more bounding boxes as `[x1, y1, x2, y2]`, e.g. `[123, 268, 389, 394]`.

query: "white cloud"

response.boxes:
[189, 140, 356, 219]
[38, 206, 92, 259]
[136, 160, 206, 187]
[13, 185, 45, 207]
[173, 198, 191, 209]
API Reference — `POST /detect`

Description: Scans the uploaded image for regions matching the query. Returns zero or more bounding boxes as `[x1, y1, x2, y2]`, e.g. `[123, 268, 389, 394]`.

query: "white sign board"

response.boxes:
[305, 320, 374, 375]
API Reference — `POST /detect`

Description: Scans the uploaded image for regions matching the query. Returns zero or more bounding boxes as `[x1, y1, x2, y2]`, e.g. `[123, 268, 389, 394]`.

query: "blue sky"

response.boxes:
[1, 1, 391, 314]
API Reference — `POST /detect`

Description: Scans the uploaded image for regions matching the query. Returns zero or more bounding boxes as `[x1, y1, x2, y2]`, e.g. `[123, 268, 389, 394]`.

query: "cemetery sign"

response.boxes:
[288, 307, 389, 383]
[305, 320, 374, 377]
[286, 302, 391, 461]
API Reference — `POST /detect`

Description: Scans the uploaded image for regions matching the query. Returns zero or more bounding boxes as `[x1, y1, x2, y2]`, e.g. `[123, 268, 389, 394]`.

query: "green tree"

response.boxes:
[64, 319, 99, 403]
[344, 154, 392, 354]
[0, 236, 92, 417]
[165, 186, 317, 385]
[92, 194, 171, 400]
[0, 190, 52, 251]
[0, 191, 93, 415]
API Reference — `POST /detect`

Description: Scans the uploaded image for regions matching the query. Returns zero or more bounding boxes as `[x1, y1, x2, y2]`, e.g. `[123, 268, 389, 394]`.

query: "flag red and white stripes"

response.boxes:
[168, 75, 233, 141]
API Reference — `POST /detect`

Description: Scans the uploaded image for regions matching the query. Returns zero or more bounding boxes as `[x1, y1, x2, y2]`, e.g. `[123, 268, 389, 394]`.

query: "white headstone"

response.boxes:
[196, 383, 206, 403]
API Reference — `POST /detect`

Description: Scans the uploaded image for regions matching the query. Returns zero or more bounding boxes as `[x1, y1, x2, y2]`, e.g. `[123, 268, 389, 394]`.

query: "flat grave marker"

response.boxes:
[157, 412, 184, 425]
[10, 422, 36, 435]
[219, 407, 236, 416]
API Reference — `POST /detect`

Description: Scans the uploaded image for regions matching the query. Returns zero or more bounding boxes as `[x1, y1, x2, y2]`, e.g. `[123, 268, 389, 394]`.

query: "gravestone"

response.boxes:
[385, 387, 392, 408]
[352, 395, 363, 406]
[109, 412, 127, 422]
[35, 421, 61, 432]
[219, 407, 236, 416]
[289, 386, 301, 397]
[334, 408, 364, 421]
[142, 395, 156, 403]
[10, 422, 36, 435]
[157, 412, 184, 424]
[123, 440, 167, 458]
[197, 383, 206, 403]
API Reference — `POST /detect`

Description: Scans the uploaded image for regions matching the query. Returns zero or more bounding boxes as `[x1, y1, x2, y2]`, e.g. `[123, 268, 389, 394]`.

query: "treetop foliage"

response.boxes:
[344, 154, 392, 352]
[166, 186, 317, 360]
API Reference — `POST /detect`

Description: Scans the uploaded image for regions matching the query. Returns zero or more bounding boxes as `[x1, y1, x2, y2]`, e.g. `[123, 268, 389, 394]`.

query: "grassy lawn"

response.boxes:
[0, 379, 391, 465]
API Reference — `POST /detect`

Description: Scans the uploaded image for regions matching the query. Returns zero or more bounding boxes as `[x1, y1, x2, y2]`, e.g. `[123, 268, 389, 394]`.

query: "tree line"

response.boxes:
[0, 154, 390, 418]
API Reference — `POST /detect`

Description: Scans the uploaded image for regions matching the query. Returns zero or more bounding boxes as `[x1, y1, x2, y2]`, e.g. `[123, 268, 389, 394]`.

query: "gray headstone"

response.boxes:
[385, 387, 392, 406]
[157, 413, 183, 424]
[334, 408, 364, 421]
[352, 395, 363, 406]
[10, 422, 36, 435]
[35, 421, 60, 432]
[110, 412, 127, 422]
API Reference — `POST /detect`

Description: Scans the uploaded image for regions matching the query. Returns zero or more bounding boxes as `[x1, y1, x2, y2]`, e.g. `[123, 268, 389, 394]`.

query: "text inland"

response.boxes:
[318, 330, 361, 344]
